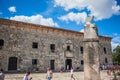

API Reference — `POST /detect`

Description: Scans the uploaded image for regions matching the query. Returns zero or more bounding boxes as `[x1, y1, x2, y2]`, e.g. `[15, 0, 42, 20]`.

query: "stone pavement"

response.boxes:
[5, 71, 113, 80]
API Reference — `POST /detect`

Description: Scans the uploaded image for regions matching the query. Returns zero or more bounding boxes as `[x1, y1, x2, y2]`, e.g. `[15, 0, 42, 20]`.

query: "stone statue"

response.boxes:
[84, 16, 98, 39]
[85, 15, 94, 25]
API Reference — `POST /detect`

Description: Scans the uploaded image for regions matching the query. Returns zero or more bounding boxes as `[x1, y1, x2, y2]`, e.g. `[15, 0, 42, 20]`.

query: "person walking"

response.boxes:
[23, 72, 32, 80]
[0, 69, 5, 80]
[70, 68, 75, 80]
[46, 68, 53, 80]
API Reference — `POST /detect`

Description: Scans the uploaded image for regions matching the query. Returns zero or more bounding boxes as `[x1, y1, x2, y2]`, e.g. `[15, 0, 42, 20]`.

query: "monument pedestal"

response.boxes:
[84, 16, 101, 80]
[84, 38, 101, 80]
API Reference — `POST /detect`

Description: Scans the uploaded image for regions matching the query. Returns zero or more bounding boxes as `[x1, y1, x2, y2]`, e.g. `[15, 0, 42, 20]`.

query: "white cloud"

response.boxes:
[10, 15, 59, 27]
[112, 36, 120, 43]
[80, 29, 84, 33]
[54, 0, 85, 11]
[111, 42, 119, 50]
[113, 33, 118, 36]
[54, 0, 120, 20]
[58, 12, 87, 24]
[8, 6, 16, 13]
[111, 35, 120, 50]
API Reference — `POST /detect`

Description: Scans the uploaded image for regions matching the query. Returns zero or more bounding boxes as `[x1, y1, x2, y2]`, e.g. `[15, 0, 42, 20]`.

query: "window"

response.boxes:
[104, 47, 107, 54]
[32, 59, 37, 65]
[50, 44, 55, 52]
[105, 58, 108, 63]
[80, 46, 83, 54]
[32, 42, 38, 49]
[81, 60, 84, 65]
[0, 39, 4, 49]
[67, 45, 70, 51]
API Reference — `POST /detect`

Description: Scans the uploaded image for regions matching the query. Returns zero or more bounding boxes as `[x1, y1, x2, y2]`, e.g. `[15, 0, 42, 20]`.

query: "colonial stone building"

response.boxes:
[0, 18, 112, 72]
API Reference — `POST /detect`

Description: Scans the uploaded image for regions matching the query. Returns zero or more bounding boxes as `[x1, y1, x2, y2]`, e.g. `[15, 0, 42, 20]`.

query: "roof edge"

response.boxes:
[0, 18, 112, 40]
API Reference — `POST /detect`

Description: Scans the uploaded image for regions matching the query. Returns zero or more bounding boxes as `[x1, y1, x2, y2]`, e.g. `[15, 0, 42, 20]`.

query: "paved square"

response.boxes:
[5, 71, 113, 80]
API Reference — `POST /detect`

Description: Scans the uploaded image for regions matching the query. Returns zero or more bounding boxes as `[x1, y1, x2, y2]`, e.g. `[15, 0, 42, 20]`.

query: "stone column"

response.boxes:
[83, 16, 101, 80]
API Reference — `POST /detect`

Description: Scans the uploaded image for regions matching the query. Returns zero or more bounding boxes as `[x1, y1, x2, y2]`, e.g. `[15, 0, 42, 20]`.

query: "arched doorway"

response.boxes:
[65, 59, 72, 70]
[8, 57, 17, 70]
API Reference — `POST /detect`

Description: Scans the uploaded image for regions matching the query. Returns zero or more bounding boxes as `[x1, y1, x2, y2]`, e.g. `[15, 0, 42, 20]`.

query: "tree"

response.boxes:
[112, 45, 120, 65]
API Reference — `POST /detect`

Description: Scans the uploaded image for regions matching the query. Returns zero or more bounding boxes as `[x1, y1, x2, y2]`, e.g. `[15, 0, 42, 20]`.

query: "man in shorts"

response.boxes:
[70, 68, 75, 80]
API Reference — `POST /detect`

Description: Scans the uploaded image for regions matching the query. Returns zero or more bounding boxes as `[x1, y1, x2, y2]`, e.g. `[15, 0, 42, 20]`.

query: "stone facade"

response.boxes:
[0, 18, 112, 72]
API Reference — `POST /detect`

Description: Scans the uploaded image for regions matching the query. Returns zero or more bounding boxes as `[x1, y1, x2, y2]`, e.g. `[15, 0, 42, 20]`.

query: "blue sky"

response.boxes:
[0, 0, 120, 50]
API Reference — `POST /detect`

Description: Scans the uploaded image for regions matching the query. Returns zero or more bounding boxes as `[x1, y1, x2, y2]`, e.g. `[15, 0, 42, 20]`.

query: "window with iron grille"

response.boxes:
[67, 45, 70, 51]
[0, 39, 4, 49]
[32, 42, 38, 49]
[104, 47, 107, 54]
[80, 46, 83, 54]
[81, 60, 84, 65]
[32, 59, 37, 65]
[50, 44, 55, 52]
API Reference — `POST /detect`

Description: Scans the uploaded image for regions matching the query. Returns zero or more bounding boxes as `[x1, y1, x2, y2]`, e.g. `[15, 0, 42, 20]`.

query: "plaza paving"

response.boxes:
[5, 71, 114, 80]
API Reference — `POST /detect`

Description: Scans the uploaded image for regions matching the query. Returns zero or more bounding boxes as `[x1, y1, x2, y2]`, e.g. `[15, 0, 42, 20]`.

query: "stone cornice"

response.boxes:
[99, 36, 112, 41]
[0, 18, 112, 41]
[0, 18, 83, 37]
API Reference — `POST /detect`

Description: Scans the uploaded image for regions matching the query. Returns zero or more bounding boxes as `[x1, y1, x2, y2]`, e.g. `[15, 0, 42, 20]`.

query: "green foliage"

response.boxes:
[112, 71, 118, 80]
[112, 78, 118, 80]
[112, 45, 120, 65]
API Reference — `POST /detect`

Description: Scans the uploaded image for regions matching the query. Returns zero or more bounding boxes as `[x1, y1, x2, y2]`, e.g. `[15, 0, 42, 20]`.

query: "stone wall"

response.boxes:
[0, 19, 112, 72]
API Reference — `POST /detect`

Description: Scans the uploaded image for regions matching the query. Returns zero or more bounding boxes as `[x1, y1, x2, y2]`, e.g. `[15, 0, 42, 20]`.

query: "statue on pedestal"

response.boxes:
[84, 16, 101, 80]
